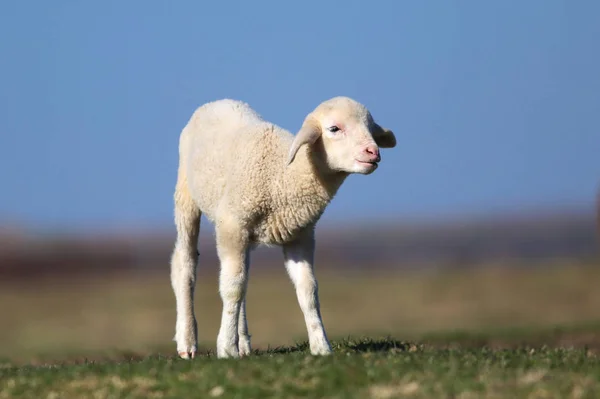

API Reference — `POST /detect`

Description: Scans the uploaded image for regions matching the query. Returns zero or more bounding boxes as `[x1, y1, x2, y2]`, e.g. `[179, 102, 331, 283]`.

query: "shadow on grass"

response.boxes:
[263, 323, 600, 357]
[344, 338, 413, 353]
[265, 337, 414, 355]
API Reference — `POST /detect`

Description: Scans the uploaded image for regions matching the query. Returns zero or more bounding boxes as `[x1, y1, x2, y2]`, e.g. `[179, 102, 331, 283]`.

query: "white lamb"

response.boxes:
[170, 96, 396, 359]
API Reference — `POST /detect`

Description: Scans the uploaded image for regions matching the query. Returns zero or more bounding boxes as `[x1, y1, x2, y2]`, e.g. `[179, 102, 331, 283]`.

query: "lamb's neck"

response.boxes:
[280, 147, 347, 230]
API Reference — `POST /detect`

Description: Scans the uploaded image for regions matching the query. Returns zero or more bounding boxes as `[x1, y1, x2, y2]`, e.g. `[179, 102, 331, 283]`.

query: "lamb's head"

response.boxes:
[287, 97, 396, 175]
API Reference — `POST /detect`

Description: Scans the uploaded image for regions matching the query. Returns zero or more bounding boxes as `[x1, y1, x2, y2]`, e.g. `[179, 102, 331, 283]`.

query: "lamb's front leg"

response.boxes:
[283, 232, 332, 356]
[215, 223, 250, 359]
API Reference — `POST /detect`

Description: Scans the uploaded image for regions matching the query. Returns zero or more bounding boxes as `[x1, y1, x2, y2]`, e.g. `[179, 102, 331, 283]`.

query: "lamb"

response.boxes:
[170, 96, 396, 359]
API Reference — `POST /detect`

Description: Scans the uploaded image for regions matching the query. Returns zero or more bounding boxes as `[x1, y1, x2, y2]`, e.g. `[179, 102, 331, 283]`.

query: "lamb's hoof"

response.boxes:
[217, 332, 241, 358]
[239, 348, 251, 357]
[239, 344, 251, 357]
[217, 348, 240, 359]
[176, 343, 198, 359]
[310, 341, 333, 356]
[238, 335, 252, 357]
[174, 327, 198, 360]
[216, 343, 240, 359]
[178, 350, 196, 360]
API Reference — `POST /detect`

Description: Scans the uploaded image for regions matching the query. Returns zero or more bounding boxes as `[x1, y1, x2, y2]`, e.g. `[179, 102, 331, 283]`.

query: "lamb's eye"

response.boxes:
[328, 126, 340, 133]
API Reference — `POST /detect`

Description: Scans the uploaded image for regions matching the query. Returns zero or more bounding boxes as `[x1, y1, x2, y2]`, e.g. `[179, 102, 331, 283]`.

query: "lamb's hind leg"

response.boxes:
[170, 176, 201, 359]
[236, 249, 252, 356]
[215, 218, 250, 358]
[237, 296, 252, 356]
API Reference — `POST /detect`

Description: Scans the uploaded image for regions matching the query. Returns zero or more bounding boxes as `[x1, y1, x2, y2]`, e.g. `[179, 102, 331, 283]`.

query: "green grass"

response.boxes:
[3, 263, 600, 397]
[2, 336, 600, 399]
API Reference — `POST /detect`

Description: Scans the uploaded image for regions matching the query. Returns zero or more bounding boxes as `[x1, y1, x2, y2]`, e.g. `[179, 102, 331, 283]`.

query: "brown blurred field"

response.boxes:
[1, 211, 598, 365]
[2, 258, 599, 364]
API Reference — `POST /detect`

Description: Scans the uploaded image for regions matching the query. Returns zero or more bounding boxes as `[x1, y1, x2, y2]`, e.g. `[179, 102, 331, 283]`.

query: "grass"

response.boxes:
[2, 261, 600, 397]
[1, 335, 600, 398]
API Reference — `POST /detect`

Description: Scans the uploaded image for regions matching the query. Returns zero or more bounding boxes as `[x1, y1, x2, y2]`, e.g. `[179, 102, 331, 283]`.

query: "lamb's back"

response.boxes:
[181, 99, 294, 223]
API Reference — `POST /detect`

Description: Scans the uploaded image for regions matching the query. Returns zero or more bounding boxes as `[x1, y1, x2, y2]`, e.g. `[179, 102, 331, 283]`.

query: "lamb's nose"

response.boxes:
[364, 145, 380, 162]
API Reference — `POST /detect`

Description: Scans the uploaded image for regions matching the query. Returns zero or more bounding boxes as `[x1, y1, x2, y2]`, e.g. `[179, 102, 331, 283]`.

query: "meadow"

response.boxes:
[2, 260, 600, 398]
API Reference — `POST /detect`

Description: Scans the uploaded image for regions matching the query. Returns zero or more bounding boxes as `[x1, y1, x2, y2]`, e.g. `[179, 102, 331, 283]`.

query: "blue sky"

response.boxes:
[0, 1, 598, 231]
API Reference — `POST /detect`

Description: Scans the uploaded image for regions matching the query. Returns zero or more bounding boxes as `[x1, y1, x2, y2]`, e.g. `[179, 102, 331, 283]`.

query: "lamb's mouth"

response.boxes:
[355, 160, 379, 167]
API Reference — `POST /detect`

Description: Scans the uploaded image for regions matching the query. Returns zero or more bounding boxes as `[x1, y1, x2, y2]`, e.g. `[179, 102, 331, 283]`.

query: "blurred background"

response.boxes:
[0, 1, 599, 362]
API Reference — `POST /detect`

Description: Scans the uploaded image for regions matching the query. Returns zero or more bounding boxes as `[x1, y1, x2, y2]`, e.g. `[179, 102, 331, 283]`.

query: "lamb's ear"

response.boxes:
[371, 123, 396, 148]
[287, 116, 321, 165]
